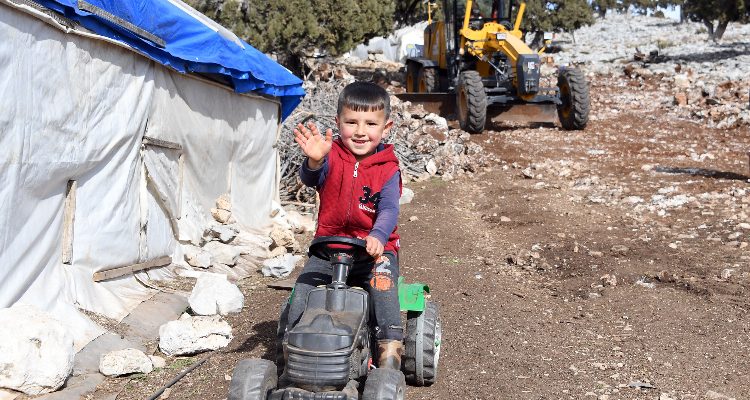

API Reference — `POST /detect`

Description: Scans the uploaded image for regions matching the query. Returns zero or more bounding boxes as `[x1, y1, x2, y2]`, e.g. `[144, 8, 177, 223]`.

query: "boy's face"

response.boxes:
[336, 106, 393, 161]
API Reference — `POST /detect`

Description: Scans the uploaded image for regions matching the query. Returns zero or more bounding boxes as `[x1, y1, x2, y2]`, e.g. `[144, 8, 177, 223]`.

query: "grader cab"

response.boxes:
[401, 0, 590, 134]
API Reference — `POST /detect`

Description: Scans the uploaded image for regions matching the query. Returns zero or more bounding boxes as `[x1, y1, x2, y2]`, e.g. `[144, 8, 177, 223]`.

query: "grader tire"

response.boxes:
[457, 70, 487, 134]
[417, 67, 437, 93]
[557, 69, 590, 130]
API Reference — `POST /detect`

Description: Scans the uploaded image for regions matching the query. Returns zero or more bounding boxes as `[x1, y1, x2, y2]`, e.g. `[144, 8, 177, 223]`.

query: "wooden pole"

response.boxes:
[92, 256, 172, 282]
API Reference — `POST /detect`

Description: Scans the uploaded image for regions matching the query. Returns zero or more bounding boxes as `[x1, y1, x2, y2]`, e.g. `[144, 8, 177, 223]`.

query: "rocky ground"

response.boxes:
[32, 12, 750, 400]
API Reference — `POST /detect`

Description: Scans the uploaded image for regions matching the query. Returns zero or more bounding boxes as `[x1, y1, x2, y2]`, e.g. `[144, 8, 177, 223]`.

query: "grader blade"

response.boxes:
[488, 103, 558, 124]
[394, 93, 456, 116]
[396, 92, 559, 126]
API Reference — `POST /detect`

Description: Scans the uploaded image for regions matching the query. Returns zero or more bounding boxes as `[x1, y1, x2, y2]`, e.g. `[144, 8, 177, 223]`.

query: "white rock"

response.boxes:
[601, 274, 618, 287]
[705, 390, 735, 400]
[424, 113, 449, 130]
[399, 187, 415, 205]
[211, 208, 232, 224]
[657, 186, 677, 194]
[232, 231, 274, 257]
[205, 224, 239, 244]
[184, 245, 213, 269]
[158, 315, 233, 356]
[149, 355, 166, 369]
[269, 246, 288, 258]
[720, 268, 735, 280]
[635, 278, 656, 289]
[738, 222, 750, 230]
[99, 348, 153, 377]
[0, 304, 74, 395]
[270, 227, 297, 250]
[188, 274, 244, 316]
[622, 196, 644, 204]
[284, 210, 316, 233]
[216, 193, 231, 211]
[262, 254, 302, 278]
[203, 241, 241, 266]
[425, 159, 438, 176]
[673, 74, 690, 89]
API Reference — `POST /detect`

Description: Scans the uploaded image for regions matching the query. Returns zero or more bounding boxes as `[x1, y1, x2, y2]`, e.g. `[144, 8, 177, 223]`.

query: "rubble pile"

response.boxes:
[554, 12, 750, 129]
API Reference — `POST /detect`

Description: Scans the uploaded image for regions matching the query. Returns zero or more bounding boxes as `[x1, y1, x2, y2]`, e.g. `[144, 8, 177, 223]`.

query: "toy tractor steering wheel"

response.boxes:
[308, 236, 372, 264]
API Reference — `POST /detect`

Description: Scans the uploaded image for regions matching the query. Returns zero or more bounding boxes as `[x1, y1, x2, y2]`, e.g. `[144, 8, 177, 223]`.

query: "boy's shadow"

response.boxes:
[229, 320, 278, 361]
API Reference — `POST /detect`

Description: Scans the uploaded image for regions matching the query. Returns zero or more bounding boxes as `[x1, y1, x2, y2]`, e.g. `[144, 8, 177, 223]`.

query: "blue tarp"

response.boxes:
[36, 0, 304, 119]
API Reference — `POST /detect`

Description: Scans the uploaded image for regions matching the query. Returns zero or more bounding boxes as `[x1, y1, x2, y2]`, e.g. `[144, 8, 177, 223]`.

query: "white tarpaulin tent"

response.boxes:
[348, 22, 427, 63]
[0, 0, 303, 350]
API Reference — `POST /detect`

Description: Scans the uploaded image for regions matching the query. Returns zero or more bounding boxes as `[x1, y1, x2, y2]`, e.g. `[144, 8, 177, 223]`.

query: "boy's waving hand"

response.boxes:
[294, 121, 333, 169]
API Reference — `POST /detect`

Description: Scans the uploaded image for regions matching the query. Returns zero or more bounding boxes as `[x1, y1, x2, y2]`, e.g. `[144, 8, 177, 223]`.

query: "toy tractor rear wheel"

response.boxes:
[457, 70, 487, 133]
[557, 68, 590, 130]
[228, 359, 277, 400]
[417, 67, 437, 93]
[362, 368, 406, 400]
[403, 301, 441, 386]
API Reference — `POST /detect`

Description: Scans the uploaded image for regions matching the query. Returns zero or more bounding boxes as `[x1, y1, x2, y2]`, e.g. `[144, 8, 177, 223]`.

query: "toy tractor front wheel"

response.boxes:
[403, 301, 441, 386]
[457, 70, 487, 134]
[228, 359, 277, 400]
[362, 368, 406, 400]
[557, 68, 590, 130]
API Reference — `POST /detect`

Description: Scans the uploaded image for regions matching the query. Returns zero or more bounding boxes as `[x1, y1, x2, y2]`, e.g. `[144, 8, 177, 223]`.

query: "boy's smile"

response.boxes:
[337, 106, 393, 161]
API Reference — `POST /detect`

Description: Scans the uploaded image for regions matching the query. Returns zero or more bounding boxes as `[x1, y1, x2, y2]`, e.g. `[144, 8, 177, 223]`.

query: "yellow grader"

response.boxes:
[401, 0, 590, 133]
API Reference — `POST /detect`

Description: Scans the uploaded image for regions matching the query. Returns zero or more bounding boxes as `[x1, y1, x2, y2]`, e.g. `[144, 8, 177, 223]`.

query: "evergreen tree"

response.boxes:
[395, 0, 435, 26]
[683, 0, 749, 41]
[186, 0, 395, 73]
[520, 0, 594, 47]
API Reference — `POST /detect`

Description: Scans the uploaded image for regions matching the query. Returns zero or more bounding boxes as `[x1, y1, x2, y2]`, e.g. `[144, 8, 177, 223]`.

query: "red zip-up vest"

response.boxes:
[315, 139, 401, 252]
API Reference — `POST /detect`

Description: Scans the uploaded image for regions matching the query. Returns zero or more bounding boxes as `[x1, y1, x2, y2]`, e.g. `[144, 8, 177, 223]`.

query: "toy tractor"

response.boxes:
[228, 236, 442, 400]
[401, 0, 590, 133]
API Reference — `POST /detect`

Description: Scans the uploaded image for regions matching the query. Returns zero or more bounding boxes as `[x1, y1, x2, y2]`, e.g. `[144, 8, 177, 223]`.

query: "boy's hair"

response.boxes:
[337, 81, 391, 120]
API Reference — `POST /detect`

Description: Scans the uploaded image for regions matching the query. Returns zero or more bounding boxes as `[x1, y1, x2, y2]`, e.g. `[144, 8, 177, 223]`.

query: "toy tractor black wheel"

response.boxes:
[275, 301, 290, 377]
[362, 368, 406, 400]
[403, 301, 441, 386]
[417, 67, 437, 93]
[228, 359, 277, 400]
[457, 70, 487, 134]
[557, 68, 590, 130]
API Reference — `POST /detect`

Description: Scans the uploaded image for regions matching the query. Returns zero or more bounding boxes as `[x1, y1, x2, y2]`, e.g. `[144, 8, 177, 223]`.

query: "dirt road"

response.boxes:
[92, 75, 750, 400]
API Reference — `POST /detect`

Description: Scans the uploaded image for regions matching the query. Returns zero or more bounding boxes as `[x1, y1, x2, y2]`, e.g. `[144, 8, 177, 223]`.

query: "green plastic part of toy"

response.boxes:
[398, 276, 430, 312]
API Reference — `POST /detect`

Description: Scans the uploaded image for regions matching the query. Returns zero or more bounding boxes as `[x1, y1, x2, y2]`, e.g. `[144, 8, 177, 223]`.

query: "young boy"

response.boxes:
[289, 81, 403, 370]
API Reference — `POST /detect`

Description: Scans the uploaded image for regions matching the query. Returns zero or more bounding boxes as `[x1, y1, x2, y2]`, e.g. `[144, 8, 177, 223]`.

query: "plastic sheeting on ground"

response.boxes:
[0, 3, 285, 350]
